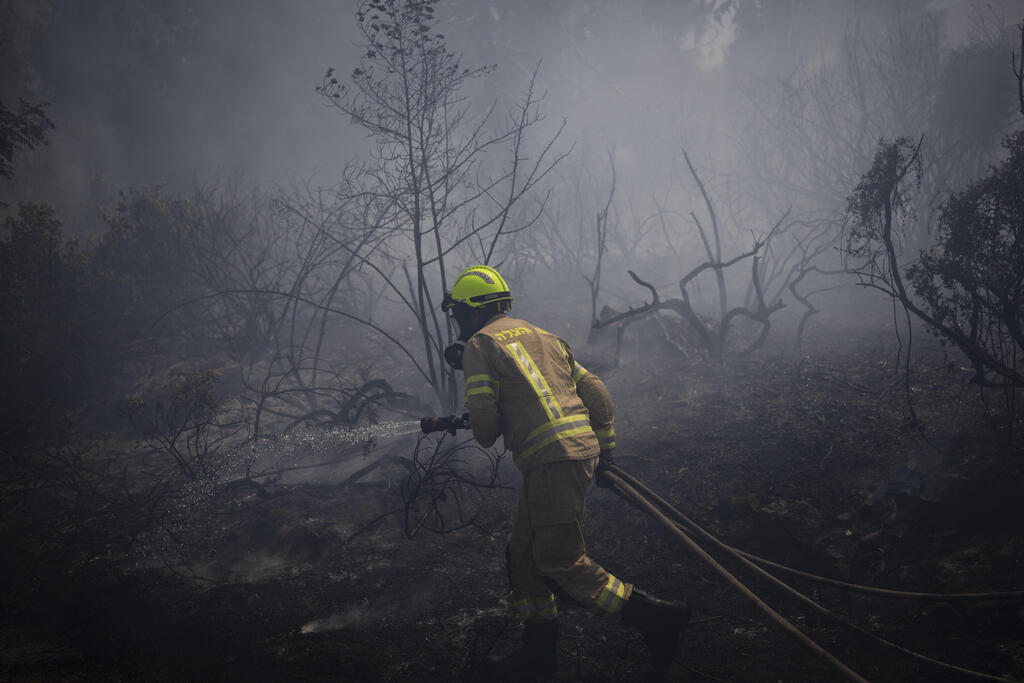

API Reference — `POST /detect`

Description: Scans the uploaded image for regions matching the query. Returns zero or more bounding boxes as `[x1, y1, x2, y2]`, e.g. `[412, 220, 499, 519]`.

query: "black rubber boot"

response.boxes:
[619, 589, 690, 673]
[487, 619, 558, 679]
[522, 619, 558, 676]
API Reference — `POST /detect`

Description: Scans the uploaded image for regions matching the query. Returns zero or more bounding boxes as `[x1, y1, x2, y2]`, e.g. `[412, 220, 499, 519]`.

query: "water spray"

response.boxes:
[232, 420, 425, 466]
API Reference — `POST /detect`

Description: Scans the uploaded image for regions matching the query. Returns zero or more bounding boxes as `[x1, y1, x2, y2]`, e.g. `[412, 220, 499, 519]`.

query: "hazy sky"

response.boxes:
[2, 0, 1021, 229]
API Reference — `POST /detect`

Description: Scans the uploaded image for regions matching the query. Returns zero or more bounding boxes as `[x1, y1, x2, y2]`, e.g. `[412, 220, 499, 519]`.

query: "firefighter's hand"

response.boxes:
[595, 450, 615, 488]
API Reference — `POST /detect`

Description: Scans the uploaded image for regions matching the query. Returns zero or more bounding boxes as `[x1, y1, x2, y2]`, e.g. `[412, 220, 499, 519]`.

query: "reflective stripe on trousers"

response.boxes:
[514, 594, 558, 622]
[595, 574, 629, 615]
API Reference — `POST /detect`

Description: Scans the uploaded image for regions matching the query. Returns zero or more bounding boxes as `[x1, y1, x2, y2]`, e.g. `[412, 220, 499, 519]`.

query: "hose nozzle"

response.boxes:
[420, 413, 471, 435]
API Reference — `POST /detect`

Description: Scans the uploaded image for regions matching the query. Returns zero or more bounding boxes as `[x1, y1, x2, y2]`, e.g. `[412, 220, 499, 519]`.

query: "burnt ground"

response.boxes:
[2, 316, 1023, 682]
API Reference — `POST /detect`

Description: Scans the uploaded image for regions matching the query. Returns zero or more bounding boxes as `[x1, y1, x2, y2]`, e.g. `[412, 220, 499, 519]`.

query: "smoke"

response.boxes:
[8, 1, 1019, 224]
[300, 604, 369, 633]
[4, 0, 366, 218]
[5, 0, 1022, 370]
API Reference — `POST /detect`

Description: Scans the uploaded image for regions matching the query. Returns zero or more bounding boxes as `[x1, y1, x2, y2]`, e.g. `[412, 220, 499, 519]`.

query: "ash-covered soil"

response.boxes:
[2, 318, 1022, 682]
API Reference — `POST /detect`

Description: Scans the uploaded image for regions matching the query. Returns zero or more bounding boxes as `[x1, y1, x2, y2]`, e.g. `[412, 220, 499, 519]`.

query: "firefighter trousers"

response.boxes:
[508, 455, 633, 623]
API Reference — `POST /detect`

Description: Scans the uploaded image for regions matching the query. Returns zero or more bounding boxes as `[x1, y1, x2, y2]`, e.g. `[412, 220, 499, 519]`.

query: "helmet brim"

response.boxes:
[468, 291, 512, 305]
[441, 290, 512, 311]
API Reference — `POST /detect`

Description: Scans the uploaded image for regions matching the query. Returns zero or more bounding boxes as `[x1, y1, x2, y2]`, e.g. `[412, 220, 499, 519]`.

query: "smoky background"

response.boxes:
[1, 0, 1021, 496]
[2, 0, 1021, 466]
[2, 4, 1024, 679]
[4, 0, 1019, 331]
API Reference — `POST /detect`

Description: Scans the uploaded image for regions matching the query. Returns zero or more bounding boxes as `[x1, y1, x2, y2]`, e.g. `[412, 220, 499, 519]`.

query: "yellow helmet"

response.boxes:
[441, 265, 513, 311]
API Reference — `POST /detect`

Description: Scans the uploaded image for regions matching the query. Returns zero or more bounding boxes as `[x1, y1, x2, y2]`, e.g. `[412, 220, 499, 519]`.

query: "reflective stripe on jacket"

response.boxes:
[462, 314, 615, 471]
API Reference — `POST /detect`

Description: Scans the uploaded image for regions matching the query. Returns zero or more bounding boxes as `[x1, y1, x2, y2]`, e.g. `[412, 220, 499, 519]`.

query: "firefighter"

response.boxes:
[441, 264, 690, 677]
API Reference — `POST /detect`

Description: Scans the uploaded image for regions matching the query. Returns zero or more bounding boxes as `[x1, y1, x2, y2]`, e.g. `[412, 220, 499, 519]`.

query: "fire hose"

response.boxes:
[599, 464, 1020, 683]
[420, 417, 1021, 681]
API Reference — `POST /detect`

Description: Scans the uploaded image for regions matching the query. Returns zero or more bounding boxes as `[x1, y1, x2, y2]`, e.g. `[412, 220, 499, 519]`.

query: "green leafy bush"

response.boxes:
[908, 130, 1024, 388]
[0, 203, 104, 420]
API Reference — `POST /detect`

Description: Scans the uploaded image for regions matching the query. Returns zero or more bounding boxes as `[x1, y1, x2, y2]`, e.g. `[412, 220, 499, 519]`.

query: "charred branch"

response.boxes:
[682, 148, 728, 317]
[399, 435, 508, 538]
[1014, 23, 1024, 116]
[584, 151, 616, 326]
[594, 205, 789, 361]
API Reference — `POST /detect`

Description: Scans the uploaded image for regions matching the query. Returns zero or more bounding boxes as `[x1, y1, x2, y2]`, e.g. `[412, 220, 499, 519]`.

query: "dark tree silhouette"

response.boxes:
[0, 98, 52, 182]
[314, 0, 566, 410]
[845, 133, 1024, 425]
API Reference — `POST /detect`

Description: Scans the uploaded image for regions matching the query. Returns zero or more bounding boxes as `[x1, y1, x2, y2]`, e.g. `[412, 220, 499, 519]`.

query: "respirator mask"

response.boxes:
[444, 339, 466, 370]
[442, 291, 471, 371]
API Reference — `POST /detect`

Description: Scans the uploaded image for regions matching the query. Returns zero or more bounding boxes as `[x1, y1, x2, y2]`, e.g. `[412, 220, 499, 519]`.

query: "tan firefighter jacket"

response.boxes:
[461, 314, 616, 472]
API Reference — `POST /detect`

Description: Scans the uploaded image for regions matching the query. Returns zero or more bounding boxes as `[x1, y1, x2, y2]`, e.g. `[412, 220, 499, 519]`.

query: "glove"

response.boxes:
[595, 449, 615, 488]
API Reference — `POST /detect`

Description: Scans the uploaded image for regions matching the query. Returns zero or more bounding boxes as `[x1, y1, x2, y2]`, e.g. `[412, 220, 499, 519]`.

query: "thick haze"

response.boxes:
[3, 2, 1016, 203]
[2, 0, 1021, 319]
